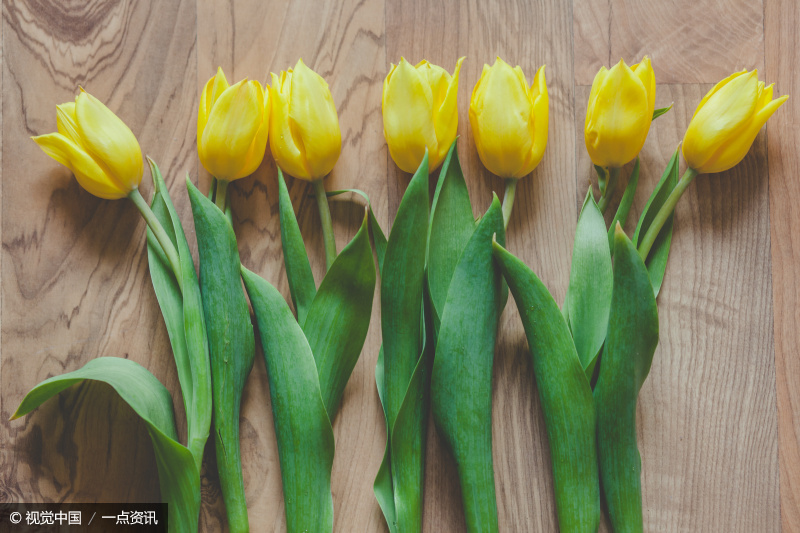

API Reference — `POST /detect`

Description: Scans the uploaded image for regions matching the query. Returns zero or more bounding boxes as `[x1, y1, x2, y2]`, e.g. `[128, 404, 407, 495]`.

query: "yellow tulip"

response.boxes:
[585, 57, 655, 168]
[269, 59, 342, 181]
[469, 58, 548, 179]
[32, 89, 143, 200]
[683, 69, 788, 174]
[198, 67, 270, 181]
[383, 57, 465, 173]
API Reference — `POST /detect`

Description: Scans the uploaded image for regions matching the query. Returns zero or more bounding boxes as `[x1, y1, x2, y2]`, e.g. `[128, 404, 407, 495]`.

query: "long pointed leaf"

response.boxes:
[278, 169, 317, 324]
[567, 188, 613, 378]
[375, 152, 429, 533]
[493, 243, 600, 532]
[594, 226, 659, 533]
[303, 211, 376, 419]
[426, 141, 475, 338]
[147, 160, 211, 469]
[608, 158, 640, 250]
[634, 148, 680, 296]
[241, 267, 335, 533]
[431, 195, 505, 533]
[187, 179, 254, 533]
[13, 357, 200, 533]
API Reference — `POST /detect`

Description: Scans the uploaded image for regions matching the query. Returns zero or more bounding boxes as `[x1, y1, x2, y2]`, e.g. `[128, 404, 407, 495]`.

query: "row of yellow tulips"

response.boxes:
[33, 56, 787, 208]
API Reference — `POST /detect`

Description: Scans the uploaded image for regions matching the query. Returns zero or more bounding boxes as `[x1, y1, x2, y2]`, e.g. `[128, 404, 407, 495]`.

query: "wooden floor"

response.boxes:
[1, 0, 797, 531]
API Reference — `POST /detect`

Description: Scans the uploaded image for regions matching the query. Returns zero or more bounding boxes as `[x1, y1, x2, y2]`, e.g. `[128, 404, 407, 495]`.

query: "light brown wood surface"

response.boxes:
[0, 0, 794, 531]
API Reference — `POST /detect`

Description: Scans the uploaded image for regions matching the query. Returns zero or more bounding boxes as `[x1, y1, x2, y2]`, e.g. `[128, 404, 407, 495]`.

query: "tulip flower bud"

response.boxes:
[585, 57, 655, 169]
[269, 59, 342, 181]
[682, 69, 788, 174]
[469, 58, 548, 179]
[198, 67, 270, 182]
[383, 57, 465, 173]
[32, 89, 143, 200]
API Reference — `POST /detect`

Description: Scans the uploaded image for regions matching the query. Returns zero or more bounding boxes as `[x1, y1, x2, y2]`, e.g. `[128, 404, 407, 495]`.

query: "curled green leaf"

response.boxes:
[13, 357, 200, 533]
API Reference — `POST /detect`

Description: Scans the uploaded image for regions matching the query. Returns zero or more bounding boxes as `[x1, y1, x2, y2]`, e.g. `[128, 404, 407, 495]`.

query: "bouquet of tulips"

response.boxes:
[13, 42, 785, 533]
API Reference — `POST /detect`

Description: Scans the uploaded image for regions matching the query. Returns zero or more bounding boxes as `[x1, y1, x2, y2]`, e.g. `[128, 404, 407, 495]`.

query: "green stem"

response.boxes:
[129, 188, 182, 291]
[215, 179, 229, 213]
[502, 178, 518, 230]
[313, 178, 337, 270]
[638, 167, 699, 261]
[597, 166, 620, 214]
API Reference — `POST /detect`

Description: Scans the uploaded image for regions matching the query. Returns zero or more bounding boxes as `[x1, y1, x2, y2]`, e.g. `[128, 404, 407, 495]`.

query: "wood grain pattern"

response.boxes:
[765, 0, 800, 530]
[0, 0, 794, 531]
[573, 0, 765, 85]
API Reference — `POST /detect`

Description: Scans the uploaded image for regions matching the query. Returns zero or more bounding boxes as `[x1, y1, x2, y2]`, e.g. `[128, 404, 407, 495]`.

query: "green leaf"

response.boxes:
[493, 242, 600, 533]
[608, 158, 640, 251]
[375, 151, 429, 533]
[633, 148, 680, 296]
[652, 104, 673, 120]
[147, 160, 211, 470]
[187, 179, 255, 533]
[431, 195, 505, 533]
[241, 267, 335, 533]
[381, 153, 429, 432]
[567, 188, 613, 378]
[303, 210, 376, 419]
[325, 189, 387, 272]
[278, 168, 317, 324]
[13, 357, 201, 533]
[373, 346, 397, 532]
[594, 227, 659, 533]
[426, 141, 476, 338]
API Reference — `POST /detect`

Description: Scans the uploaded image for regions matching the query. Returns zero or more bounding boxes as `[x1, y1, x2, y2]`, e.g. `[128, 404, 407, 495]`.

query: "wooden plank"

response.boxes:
[1, 0, 197, 508]
[385, 0, 578, 529]
[575, 83, 780, 531]
[764, 0, 800, 530]
[196, 0, 387, 530]
[573, 0, 765, 85]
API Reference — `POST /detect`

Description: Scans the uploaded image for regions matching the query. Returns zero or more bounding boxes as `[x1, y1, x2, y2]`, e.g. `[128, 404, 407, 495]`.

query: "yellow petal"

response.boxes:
[584, 59, 650, 167]
[469, 57, 533, 178]
[200, 79, 263, 180]
[288, 59, 342, 180]
[233, 83, 271, 180]
[74, 90, 143, 191]
[33, 133, 128, 199]
[515, 65, 548, 178]
[56, 102, 82, 145]
[430, 56, 465, 169]
[585, 66, 608, 122]
[632, 56, 656, 116]
[383, 57, 437, 173]
[198, 68, 230, 145]
[696, 94, 788, 173]
[270, 70, 311, 179]
[682, 70, 759, 171]
[692, 69, 748, 119]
